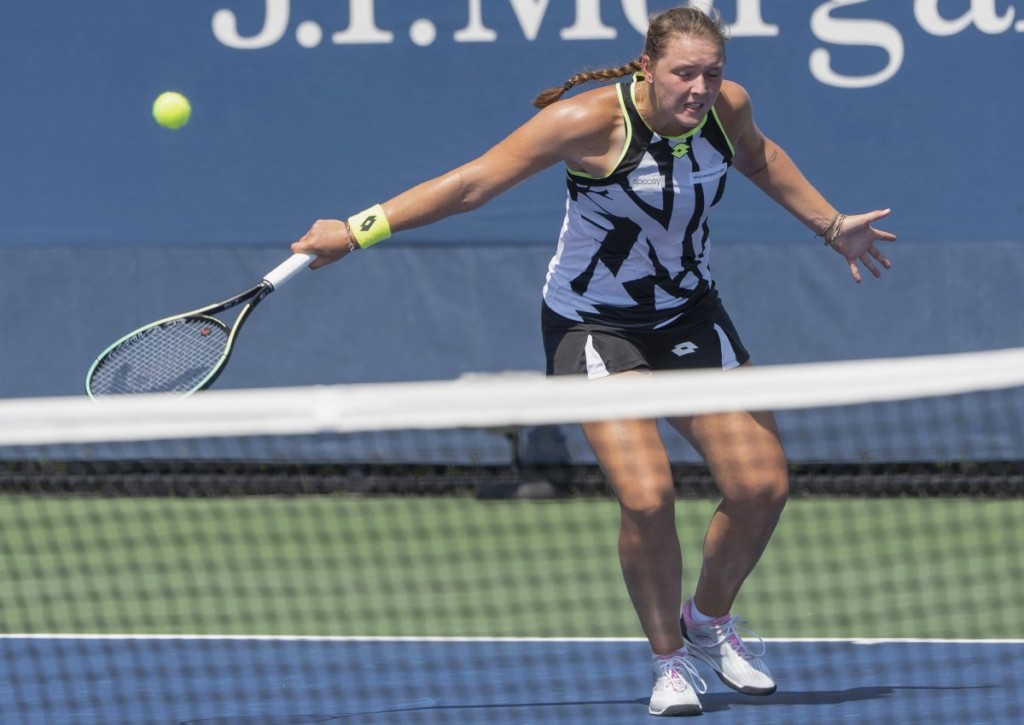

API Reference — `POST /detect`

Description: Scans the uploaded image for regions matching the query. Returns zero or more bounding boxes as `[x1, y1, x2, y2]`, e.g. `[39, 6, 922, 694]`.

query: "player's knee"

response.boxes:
[616, 484, 676, 522]
[725, 472, 789, 512]
[762, 474, 789, 511]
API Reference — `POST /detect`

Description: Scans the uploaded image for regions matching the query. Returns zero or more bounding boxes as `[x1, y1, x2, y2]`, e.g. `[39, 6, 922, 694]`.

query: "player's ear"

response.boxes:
[640, 54, 654, 82]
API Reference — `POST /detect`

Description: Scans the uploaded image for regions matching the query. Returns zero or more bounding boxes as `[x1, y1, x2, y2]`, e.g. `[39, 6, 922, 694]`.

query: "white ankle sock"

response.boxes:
[688, 599, 717, 623]
[655, 646, 688, 661]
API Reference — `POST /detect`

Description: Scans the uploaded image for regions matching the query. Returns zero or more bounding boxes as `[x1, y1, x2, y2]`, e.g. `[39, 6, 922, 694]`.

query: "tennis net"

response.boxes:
[1, 348, 1022, 724]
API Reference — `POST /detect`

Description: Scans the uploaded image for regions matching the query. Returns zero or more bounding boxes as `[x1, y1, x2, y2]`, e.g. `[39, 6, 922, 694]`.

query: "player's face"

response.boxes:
[643, 34, 724, 134]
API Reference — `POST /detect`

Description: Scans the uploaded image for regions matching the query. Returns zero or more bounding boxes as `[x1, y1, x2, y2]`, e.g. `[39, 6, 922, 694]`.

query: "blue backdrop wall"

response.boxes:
[1, 1, 1023, 405]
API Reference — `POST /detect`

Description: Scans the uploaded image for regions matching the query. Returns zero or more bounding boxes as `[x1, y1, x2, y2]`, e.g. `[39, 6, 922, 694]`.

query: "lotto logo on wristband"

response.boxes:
[348, 204, 392, 248]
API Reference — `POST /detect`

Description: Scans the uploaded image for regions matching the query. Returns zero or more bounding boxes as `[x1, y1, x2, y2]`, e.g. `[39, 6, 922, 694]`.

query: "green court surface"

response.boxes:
[2, 495, 1020, 639]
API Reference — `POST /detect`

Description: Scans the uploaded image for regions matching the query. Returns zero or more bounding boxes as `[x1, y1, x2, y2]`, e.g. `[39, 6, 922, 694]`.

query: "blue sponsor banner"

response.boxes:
[0, 0, 1022, 246]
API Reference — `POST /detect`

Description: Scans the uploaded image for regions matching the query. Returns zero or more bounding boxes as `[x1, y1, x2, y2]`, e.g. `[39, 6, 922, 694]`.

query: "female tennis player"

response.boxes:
[293, 5, 894, 716]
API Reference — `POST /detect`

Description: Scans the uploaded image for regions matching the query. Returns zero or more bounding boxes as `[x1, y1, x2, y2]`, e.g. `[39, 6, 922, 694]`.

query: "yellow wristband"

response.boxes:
[347, 204, 392, 248]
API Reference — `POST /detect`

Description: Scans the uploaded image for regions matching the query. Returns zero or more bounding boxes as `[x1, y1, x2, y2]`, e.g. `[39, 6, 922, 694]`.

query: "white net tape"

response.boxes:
[2, 347, 1023, 446]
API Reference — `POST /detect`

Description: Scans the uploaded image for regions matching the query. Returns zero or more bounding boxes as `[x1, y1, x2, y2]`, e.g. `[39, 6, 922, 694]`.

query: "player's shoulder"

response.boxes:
[536, 82, 624, 137]
[714, 80, 753, 117]
[712, 80, 755, 137]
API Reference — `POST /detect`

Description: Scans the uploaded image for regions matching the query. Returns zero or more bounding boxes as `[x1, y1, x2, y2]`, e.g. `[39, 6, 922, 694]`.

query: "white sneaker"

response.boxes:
[681, 599, 776, 696]
[648, 648, 706, 717]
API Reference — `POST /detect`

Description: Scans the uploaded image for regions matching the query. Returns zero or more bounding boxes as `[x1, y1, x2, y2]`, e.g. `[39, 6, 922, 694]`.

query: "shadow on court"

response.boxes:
[701, 685, 896, 712]
[702, 684, 1002, 712]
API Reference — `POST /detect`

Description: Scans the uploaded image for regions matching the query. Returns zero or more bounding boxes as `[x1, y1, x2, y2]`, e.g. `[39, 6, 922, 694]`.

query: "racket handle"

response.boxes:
[263, 253, 314, 289]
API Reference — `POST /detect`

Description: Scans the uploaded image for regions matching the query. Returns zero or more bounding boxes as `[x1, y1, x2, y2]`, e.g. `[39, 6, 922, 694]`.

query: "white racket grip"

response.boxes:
[263, 253, 314, 289]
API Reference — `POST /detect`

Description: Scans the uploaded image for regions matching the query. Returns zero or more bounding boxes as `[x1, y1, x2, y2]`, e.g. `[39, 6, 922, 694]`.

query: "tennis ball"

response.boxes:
[152, 91, 191, 130]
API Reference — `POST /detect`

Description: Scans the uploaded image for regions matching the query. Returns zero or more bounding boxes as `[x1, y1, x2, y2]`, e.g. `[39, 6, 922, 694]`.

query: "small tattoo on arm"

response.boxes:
[744, 149, 778, 178]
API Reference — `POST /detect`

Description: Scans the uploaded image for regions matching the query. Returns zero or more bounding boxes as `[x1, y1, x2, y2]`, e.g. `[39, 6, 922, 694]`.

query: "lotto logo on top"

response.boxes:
[211, 0, 1024, 88]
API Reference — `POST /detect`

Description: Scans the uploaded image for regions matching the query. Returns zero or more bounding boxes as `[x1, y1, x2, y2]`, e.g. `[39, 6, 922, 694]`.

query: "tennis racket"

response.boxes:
[86, 252, 313, 399]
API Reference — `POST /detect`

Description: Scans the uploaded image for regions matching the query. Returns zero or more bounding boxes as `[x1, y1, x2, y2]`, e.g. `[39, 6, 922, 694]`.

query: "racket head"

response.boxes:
[86, 315, 231, 398]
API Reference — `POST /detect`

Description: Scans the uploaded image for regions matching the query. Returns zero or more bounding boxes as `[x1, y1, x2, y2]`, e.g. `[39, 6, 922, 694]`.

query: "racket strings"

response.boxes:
[89, 317, 230, 396]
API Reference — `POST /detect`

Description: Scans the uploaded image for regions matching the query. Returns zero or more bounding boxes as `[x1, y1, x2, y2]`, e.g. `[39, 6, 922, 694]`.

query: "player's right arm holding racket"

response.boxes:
[291, 84, 625, 265]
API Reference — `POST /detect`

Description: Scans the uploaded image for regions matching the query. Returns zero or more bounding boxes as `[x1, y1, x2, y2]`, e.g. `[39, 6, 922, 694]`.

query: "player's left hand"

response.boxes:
[828, 208, 896, 283]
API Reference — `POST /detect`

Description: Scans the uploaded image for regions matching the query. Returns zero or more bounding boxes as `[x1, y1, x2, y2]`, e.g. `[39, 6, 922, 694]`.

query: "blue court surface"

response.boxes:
[2, 637, 1021, 724]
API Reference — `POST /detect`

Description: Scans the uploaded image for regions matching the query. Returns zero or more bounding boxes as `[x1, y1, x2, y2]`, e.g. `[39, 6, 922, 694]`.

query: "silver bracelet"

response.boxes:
[817, 213, 846, 247]
[343, 220, 360, 252]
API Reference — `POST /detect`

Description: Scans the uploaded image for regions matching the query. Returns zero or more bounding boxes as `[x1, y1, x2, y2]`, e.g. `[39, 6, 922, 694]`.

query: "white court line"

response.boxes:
[1, 634, 1021, 644]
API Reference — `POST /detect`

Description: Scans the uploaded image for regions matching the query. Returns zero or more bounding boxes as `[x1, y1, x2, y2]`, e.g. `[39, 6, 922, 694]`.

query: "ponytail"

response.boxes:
[532, 60, 642, 109]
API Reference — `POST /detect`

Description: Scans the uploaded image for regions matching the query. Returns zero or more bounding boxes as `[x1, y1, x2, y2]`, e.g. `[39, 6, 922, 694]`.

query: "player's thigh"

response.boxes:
[581, 417, 675, 513]
[667, 408, 788, 502]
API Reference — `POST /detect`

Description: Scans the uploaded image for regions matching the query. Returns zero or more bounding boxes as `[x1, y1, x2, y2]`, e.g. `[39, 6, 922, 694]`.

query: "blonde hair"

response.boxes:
[532, 5, 728, 109]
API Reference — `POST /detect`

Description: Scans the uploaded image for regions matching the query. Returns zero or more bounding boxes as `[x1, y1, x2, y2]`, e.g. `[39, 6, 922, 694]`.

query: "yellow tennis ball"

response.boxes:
[152, 91, 191, 130]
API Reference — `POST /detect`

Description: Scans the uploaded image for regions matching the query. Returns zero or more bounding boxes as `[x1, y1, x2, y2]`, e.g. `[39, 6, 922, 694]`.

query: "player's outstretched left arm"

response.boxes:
[716, 81, 896, 283]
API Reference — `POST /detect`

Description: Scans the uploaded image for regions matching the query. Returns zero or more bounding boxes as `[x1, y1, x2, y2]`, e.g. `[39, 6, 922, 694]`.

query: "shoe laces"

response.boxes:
[706, 616, 767, 662]
[656, 653, 708, 695]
